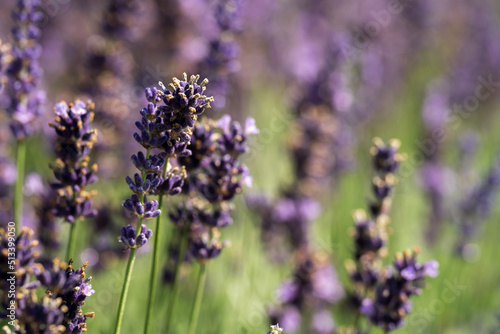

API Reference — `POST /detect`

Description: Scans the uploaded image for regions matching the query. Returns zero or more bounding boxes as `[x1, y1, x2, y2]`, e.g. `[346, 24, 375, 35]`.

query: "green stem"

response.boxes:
[14, 140, 26, 230]
[113, 248, 137, 334]
[165, 224, 189, 332]
[66, 221, 77, 261]
[114, 147, 151, 334]
[187, 264, 207, 334]
[144, 159, 169, 334]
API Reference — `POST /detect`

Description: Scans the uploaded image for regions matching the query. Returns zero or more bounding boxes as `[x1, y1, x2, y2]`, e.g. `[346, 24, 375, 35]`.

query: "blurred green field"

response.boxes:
[19, 51, 500, 334]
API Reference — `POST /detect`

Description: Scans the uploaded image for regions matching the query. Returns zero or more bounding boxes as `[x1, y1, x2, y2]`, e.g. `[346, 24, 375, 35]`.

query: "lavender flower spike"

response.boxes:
[2, 0, 45, 140]
[360, 248, 438, 331]
[48, 99, 98, 260]
[49, 100, 99, 224]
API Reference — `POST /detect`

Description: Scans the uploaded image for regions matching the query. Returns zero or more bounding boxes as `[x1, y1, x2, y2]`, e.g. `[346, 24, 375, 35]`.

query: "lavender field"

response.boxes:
[1, 0, 500, 333]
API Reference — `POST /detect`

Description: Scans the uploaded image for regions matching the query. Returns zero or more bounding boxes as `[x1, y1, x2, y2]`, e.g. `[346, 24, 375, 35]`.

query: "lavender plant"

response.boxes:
[1, 0, 45, 231]
[164, 114, 258, 334]
[0, 227, 95, 333]
[36, 259, 96, 333]
[48, 100, 98, 260]
[114, 73, 213, 334]
[359, 248, 438, 332]
[346, 138, 438, 332]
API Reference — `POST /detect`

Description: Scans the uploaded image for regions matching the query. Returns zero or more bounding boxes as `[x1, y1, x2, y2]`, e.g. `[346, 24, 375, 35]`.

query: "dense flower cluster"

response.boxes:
[348, 138, 404, 307]
[165, 114, 257, 273]
[37, 259, 96, 333]
[347, 139, 438, 332]
[1, 0, 45, 140]
[269, 251, 344, 333]
[48, 100, 98, 224]
[0, 228, 95, 333]
[120, 73, 211, 250]
[360, 249, 438, 331]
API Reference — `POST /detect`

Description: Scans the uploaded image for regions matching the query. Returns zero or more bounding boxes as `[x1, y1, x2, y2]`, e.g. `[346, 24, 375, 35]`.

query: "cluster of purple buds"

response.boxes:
[360, 249, 438, 332]
[137, 73, 213, 157]
[348, 138, 404, 310]
[177, 122, 216, 172]
[2, 0, 45, 141]
[48, 100, 98, 224]
[36, 259, 95, 333]
[0, 228, 95, 333]
[166, 114, 257, 269]
[198, 0, 242, 109]
[369, 138, 403, 217]
[121, 73, 212, 250]
[119, 224, 153, 249]
[185, 115, 256, 263]
[121, 150, 162, 250]
[269, 251, 344, 334]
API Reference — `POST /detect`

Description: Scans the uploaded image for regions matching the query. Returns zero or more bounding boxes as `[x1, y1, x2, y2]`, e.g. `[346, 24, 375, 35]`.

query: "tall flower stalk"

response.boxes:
[164, 115, 257, 332]
[113, 73, 212, 334]
[48, 100, 98, 260]
[2, 0, 45, 230]
[346, 138, 438, 332]
[143, 74, 213, 333]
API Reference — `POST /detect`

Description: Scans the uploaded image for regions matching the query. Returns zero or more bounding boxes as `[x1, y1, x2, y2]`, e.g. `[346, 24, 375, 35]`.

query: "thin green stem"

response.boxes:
[66, 221, 77, 261]
[144, 159, 169, 334]
[114, 147, 151, 334]
[13, 140, 26, 230]
[113, 248, 137, 334]
[165, 224, 189, 332]
[187, 264, 207, 334]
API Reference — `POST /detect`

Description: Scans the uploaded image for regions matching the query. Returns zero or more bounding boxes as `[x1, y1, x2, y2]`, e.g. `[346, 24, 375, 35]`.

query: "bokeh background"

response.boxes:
[2, 0, 500, 333]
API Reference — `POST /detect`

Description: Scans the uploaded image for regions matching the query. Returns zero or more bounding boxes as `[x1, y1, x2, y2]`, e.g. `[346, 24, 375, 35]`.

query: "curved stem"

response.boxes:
[144, 159, 169, 334]
[165, 224, 189, 332]
[187, 264, 207, 334]
[66, 221, 77, 261]
[14, 140, 26, 230]
[114, 248, 137, 334]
